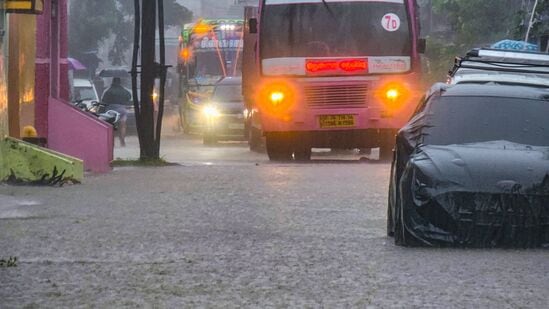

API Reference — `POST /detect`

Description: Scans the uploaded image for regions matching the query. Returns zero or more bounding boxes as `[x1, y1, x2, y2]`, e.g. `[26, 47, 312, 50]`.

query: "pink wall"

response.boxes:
[48, 98, 113, 173]
[35, 0, 114, 173]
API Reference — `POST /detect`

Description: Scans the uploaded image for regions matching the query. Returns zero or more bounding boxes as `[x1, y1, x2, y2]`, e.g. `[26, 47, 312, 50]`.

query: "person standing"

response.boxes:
[101, 77, 132, 146]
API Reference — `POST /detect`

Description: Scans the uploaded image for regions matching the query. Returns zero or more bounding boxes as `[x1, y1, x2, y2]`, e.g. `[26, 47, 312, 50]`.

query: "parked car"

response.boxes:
[201, 77, 246, 145]
[71, 78, 99, 108]
[387, 82, 549, 248]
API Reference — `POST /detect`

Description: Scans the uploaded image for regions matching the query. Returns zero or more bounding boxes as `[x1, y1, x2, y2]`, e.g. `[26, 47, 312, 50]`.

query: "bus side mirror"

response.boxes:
[249, 18, 258, 34]
[417, 38, 426, 54]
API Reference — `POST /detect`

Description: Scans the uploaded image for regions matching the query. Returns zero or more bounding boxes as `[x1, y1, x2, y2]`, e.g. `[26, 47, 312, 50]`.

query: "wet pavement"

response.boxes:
[1, 134, 548, 308]
[113, 133, 375, 165]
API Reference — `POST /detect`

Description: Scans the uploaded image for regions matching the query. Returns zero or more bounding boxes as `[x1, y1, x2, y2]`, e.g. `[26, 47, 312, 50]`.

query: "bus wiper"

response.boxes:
[322, 0, 337, 20]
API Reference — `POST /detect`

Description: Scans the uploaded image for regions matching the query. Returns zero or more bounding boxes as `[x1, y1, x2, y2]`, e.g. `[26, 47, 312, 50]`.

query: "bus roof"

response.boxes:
[183, 19, 243, 29]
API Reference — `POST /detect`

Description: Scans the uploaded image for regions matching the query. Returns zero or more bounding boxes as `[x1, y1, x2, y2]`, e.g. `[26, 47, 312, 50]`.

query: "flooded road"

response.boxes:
[1, 134, 547, 307]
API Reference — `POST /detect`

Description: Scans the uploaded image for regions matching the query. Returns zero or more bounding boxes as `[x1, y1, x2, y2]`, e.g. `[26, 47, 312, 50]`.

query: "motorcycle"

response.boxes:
[73, 99, 121, 129]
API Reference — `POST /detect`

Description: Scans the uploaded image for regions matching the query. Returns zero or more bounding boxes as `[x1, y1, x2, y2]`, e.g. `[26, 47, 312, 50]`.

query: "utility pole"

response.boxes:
[524, 0, 539, 47]
[131, 0, 169, 160]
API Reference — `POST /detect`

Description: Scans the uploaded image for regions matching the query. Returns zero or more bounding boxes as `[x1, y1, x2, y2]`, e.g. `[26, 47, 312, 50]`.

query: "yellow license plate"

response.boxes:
[319, 114, 356, 128]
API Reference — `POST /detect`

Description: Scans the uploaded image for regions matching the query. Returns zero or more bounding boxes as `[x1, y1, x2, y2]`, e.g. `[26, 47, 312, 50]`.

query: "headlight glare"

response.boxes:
[203, 105, 220, 118]
[386, 88, 400, 101]
[255, 79, 298, 117]
[269, 91, 285, 106]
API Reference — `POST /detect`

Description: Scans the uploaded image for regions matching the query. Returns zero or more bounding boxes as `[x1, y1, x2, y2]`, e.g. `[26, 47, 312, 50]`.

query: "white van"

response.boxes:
[448, 48, 549, 87]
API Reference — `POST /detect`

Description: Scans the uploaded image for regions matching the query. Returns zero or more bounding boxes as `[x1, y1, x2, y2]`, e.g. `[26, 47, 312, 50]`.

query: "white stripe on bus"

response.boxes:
[262, 56, 411, 75]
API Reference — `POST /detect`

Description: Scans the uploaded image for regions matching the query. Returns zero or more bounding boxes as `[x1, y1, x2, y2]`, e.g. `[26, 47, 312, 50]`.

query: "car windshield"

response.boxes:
[261, 1, 411, 58]
[74, 87, 97, 101]
[213, 84, 242, 102]
[424, 96, 549, 147]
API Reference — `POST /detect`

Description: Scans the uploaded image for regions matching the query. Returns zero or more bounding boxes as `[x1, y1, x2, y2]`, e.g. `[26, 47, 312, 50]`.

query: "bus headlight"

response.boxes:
[377, 82, 410, 111]
[256, 80, 298, 116]
[385, 88, 400, 101]
[203, 105, 220, 118]
[269, 91, 285, 106]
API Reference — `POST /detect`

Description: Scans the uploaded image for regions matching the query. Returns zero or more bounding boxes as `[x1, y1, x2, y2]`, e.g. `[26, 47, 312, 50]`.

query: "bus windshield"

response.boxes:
[261, 1, 411, 59]
[195, 51, 224, 78]
[194, 50, 242, 79]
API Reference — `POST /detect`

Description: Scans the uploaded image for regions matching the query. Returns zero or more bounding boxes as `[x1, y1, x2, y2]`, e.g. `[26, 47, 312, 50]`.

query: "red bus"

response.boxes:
[244, 0, 424, 160]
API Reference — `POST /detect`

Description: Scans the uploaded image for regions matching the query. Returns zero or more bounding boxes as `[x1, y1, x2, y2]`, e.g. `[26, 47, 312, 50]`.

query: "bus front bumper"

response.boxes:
[259, 107, 410, 133]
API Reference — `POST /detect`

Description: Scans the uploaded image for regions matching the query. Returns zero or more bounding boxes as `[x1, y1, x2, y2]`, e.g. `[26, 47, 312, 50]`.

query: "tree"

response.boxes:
[423, 0, 525, 82]
[515, 0, 549, 45]
[69, 0, 192, 159]
[69, 0, 192, 67]
[131, 0, 170, 160]
[68, 1, 118, 55]
[431, 0, 523, 47]
[109, 0, 193, 65]
[68, 1, 119, 75]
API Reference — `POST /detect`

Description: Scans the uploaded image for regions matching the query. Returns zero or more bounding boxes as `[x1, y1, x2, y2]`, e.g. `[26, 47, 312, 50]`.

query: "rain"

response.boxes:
[1, 0, 548, 307]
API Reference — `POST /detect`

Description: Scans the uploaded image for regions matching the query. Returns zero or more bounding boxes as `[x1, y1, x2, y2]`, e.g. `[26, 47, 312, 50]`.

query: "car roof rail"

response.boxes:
[448, 48, 549, 78]
[466, 48, 549, 61]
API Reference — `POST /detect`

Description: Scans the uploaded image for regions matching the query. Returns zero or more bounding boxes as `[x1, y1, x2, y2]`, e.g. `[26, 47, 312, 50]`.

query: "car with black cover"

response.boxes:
[387, 83, 549, 247]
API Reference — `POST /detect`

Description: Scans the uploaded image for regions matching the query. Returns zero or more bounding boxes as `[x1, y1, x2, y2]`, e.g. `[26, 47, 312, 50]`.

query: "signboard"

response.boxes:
[198, 38, 243, 50]
[5, 0, 44, 14]
[262, 56, 410, 76]
[305, 58, 368, 75]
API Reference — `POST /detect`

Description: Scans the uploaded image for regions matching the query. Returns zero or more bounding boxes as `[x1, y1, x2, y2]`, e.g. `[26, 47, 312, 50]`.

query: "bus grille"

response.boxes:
[304, 84, 368, 108]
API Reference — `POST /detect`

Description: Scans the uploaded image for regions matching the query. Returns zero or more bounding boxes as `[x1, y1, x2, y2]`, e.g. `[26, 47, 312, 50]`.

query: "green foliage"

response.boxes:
[161, 0, 194, 27]
[69, 0, 193, 66]
[115, 0, 193, 27]
[0, 256, 18, 267]
[68, 1, 118, 54]
[111, 157, 175, 167]
[423, 39, 460, 85]
[424, 0, 525, 83]
[432, 0, 522, 46]
[526, 1, 549, 40]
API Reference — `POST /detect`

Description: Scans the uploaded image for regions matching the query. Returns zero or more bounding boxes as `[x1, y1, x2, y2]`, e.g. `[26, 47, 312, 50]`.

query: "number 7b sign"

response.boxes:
[381, 13, 401, 32]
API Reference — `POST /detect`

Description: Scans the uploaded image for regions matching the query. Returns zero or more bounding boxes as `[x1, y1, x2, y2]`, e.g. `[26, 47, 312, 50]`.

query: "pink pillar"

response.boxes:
[34, 0, 114, 173]
[34, 0, 51, 137]
[35, 0, 70, 133]
[59, 0, 70, 101]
